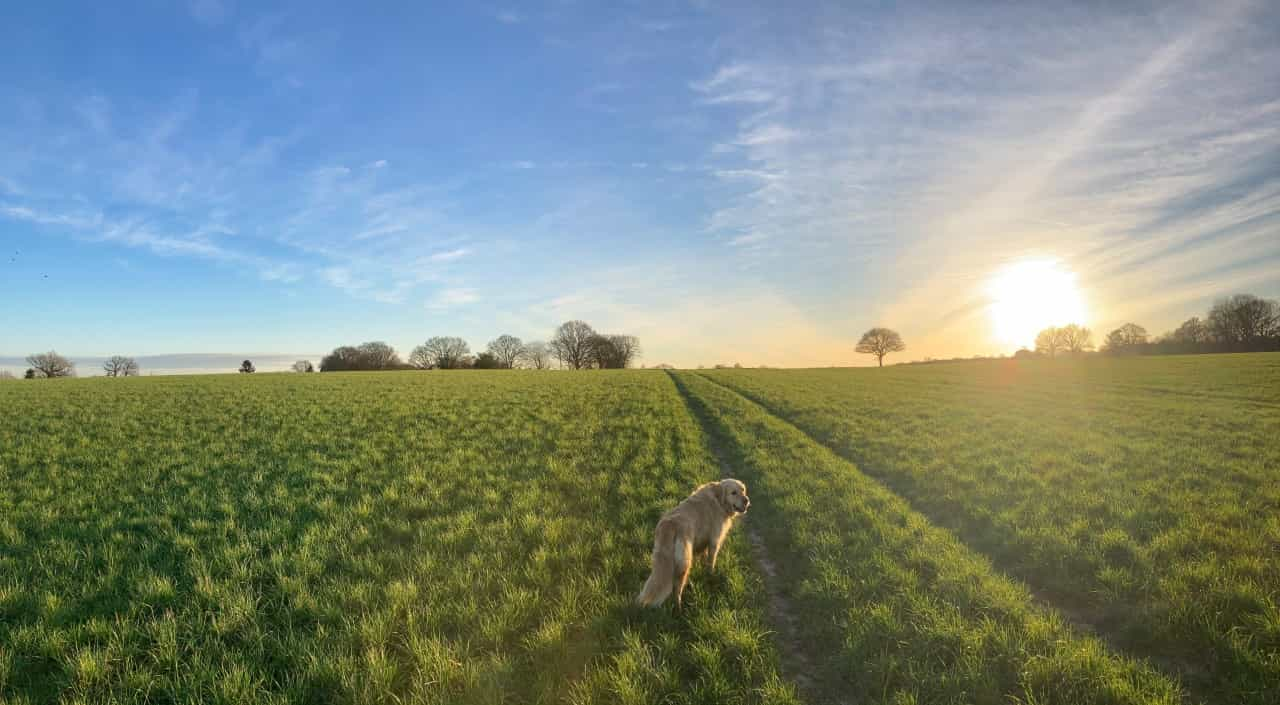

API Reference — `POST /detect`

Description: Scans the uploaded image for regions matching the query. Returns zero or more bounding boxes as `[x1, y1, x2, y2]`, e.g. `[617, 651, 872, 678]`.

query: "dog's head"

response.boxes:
[716, 478, 750, 515]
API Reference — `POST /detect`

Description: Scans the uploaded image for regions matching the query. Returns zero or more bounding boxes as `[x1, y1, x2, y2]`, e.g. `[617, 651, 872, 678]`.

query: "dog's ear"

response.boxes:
[713, 480, 732, 512]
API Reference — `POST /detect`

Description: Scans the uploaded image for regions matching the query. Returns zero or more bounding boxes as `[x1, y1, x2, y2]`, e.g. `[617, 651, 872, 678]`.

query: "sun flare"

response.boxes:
[986, 259, 1087, 350]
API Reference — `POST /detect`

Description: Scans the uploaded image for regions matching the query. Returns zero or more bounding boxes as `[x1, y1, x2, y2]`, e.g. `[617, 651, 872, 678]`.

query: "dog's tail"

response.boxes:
[637, 519, 684, 607]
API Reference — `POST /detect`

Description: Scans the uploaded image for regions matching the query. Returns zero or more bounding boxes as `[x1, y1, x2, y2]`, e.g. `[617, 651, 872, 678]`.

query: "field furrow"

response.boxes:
[673, 370, 1183, 705]
[698, 356, 1280, 703]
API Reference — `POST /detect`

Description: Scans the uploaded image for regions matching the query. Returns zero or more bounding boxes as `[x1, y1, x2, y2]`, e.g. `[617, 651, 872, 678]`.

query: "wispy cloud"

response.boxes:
[1, 204, 102, 229]
[3, 1, 1277, 366]
[428, 287, 479, 309]
[691, 0, 1280, 357]
[259, 262, 303, 283]
[429, 248, 470, 263]
[320, 266, 364, 292]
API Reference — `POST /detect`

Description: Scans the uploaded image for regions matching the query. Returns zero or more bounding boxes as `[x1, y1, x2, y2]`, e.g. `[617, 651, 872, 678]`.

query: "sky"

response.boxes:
[2, 0, 1278, 372]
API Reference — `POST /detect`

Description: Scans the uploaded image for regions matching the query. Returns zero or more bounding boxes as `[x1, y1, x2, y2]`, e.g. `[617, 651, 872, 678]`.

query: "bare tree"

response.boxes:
[411, 336, 471, 369]
[607, 334, 641, 368]
[589, 334, 642, 368]
[855, 328, 905, 367]
[103, 355, 140, 377]
[1059, 324, 1094, 353]
[1169, 317, 1211, 344]
[1036, 324, 1092, 356]
[520, 341, 552, 369]
[550, 320, 597, 369]
[1035, 327, 1063, 357]
[26, 351, 76, 378]
[357, 341, 402, 370]
[1103, 324, 1147, 354]
[292, 360, 315, 373]
[239, 360, 255, 374]
[320, 346, 361, 371]
[1208, 294, 1280, 344]
[486, 335, 524, 369]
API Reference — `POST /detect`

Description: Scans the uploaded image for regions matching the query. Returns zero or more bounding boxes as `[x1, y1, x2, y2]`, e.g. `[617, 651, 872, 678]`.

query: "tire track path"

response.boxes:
[689, 371, 1214, 705]
[666, 371, 835, 704]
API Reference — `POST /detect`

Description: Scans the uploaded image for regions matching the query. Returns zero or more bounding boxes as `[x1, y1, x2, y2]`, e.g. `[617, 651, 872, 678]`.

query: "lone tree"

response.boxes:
[292, 360, 315, 373]
[239, 360, 255, 374]
[855, 328, 905, 367]
[103, 355, 140, 377]
[550, 320, 598, 369]
[410, 337, 471, 369]
[520, 341, 552, 369]
[486, 335, 524, 369]
[26, 351, 75, 378]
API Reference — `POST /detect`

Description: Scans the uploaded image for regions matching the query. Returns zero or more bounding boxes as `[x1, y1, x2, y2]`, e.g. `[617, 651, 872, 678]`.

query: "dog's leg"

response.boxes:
[708, 522, 731, 572]
[673, 536, 694, 608]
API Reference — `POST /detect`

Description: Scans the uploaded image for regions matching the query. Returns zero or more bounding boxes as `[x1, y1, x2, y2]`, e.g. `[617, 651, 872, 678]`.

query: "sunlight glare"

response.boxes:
[986, 259, 1087, 349]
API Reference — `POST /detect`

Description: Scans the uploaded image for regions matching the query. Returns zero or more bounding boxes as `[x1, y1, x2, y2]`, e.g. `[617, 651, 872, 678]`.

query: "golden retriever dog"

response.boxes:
[637, 478, 750, 608]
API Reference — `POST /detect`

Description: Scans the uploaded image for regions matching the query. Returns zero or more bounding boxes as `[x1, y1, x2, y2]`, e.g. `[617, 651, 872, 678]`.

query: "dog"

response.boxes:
[636, 478, 750, 608]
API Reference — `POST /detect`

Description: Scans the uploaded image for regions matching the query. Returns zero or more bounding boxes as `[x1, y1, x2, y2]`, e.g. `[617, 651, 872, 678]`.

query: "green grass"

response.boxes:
[0, 372, 797, 705]
[672, 370, 1181, 705]
[698, 354, 1280, 702]
[2, 357, 1273, 704]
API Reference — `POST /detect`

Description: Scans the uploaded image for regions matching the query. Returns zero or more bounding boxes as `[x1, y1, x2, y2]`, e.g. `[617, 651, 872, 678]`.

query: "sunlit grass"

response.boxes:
[0, 371, 797, 704]
[674, 370, 1184, 705]
[4, 357, 1267, 704]
[699, 353, 1280, 702]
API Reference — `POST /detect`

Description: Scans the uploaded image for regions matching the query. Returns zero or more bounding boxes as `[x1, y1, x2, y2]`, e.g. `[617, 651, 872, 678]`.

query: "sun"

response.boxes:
[986, 259, 1087, 349]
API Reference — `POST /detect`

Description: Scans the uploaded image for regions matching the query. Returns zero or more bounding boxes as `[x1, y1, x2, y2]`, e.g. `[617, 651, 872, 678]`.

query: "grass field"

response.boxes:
[1, 355, 1276, 704]
[697, 354, 1280, 702]
[0, 373, 797, 705]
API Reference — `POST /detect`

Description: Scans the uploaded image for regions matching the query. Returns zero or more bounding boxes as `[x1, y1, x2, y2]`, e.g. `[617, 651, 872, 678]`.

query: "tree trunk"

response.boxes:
[878, 354, 883, 367]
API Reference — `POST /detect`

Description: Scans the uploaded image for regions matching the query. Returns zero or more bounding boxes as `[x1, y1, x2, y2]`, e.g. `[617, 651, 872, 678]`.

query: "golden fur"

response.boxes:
[636, 478, 750, 608]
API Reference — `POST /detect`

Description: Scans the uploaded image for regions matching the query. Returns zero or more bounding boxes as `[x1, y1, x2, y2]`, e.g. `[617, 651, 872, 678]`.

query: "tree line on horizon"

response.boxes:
[1023, 293, 1280, 358]
[9, 295, 1276, 378]
[8, 320, 641, 379]
[313, 320, 640, 372]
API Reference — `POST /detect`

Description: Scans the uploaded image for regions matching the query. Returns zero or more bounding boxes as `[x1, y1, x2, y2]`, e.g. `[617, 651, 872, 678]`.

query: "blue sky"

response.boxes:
[2, 0, 1278, 371]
